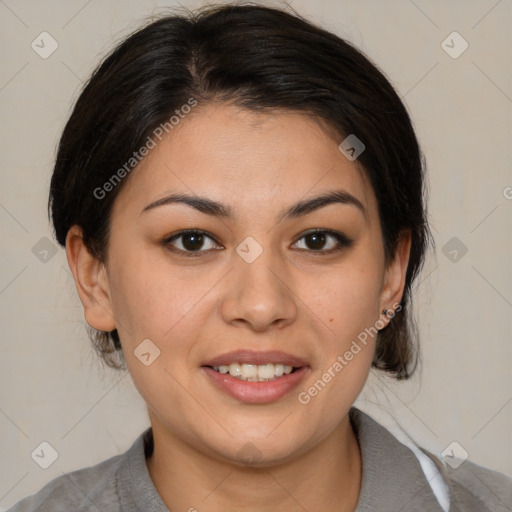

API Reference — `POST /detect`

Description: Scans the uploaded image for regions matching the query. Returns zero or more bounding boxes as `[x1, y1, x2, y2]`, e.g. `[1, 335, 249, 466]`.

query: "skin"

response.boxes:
[66, 102, 411, 512]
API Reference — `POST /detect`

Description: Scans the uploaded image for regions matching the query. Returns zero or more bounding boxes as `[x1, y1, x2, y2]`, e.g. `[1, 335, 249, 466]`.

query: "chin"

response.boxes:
[202, 428, 313, 469]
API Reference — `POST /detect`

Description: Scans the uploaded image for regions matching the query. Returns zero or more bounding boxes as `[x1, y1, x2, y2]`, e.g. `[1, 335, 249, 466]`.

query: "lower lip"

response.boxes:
[202, 366, 310, 404]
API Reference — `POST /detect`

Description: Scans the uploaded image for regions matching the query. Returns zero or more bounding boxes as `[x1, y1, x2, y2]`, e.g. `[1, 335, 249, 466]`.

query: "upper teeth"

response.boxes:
[212, 363, 294, 381]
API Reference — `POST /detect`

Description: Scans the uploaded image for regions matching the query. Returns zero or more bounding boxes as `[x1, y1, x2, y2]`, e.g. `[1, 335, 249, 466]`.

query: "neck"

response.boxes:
[146, 412, 362, 512]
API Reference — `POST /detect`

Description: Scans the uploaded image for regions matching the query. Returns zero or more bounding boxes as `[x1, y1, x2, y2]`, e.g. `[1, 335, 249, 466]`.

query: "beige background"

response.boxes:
[1, 0, 511, 508]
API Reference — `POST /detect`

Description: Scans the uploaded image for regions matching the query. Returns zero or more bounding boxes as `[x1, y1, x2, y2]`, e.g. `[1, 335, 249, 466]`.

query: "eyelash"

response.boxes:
[161, 228, 354, 258]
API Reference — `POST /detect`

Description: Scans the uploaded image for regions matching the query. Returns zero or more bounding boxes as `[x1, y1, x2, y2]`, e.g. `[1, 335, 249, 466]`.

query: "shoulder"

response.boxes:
[6, 451, 124, 512]
[438, 455, 512, 511]
[350, 406, 512, 511]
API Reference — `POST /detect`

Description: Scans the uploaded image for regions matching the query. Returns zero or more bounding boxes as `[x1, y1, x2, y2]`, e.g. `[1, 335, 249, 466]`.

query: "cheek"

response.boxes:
[301, 256, 383, 341]
[107, 252, 207, 342]
[293, 251, 382, 402]
[295, 266, 380, 421]
[108, 259, 201, 418]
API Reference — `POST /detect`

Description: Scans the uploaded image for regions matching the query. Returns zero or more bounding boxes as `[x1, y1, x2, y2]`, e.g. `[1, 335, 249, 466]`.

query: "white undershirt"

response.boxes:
[404, 441, 451, 511]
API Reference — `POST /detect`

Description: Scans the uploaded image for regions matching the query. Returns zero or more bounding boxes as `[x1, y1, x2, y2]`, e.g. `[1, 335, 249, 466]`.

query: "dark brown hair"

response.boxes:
[49, 2, 433, 378]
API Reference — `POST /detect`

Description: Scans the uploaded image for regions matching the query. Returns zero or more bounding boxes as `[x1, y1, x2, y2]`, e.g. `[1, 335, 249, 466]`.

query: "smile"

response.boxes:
[201, 350, 310, 404]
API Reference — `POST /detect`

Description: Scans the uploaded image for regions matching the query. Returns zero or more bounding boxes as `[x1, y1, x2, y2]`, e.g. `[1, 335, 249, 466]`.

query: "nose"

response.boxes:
[219, 245, 298, 332]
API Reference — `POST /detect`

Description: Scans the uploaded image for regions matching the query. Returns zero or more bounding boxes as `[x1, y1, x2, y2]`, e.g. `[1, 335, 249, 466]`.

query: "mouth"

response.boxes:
[201, 350, 310, 404]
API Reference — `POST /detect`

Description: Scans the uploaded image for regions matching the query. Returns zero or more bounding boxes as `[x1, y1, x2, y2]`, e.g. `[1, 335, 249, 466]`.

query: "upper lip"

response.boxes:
[202, 350, 309, 368]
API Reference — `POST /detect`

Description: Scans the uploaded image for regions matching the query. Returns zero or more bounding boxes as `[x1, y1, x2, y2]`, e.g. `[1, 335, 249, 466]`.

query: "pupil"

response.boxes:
[183, 233, 203, 251]
[308, 233, 325, 250]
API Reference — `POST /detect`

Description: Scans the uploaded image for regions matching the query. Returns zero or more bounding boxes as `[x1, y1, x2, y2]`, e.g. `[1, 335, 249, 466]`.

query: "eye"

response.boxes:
[163, 230, 222, 256]
[162, 228, 353, 257]
[292, 229, 354, 254]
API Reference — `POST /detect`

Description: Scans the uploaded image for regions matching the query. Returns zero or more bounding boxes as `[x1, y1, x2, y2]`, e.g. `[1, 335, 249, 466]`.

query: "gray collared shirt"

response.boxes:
[7, 407, 512, 511]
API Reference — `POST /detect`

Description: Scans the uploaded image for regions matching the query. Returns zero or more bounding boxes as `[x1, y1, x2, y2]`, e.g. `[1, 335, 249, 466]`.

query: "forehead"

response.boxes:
[112, 102, 377, 221]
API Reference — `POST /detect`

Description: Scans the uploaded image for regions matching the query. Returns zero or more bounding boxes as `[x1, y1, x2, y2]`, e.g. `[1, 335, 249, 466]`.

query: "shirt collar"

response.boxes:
[350, 407, 446, 511]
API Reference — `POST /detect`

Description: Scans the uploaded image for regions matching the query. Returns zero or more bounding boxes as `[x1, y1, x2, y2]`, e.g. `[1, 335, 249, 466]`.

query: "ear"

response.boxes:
[378, 230, 411, 326]
[65, 225, 117, 332]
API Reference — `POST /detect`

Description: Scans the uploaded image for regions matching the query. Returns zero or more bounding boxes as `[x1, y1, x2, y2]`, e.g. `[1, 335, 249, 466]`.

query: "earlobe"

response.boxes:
[379, 230, 412, 326]
[65, 225, 117, 332]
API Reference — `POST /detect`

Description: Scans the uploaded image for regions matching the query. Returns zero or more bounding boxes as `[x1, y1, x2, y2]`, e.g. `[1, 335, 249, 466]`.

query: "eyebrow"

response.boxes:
[140, 189, 366, 221]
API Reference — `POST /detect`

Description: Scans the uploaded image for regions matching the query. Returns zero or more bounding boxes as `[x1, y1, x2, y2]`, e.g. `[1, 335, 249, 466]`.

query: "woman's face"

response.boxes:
[71, 102, 409, 466]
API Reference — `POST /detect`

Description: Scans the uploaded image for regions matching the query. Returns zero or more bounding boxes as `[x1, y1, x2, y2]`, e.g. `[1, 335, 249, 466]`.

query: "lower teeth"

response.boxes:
[213, 371, 281, 382]
[234, 375, 277, 382]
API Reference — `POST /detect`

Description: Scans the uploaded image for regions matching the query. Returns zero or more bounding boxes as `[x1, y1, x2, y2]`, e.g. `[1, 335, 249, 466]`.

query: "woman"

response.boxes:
[8, 3, 511, 511]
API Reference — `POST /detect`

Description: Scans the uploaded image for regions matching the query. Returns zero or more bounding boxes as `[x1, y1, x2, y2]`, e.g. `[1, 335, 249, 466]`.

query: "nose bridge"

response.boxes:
[238, 240, 282, 294]
[220, 235, 297, 330]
